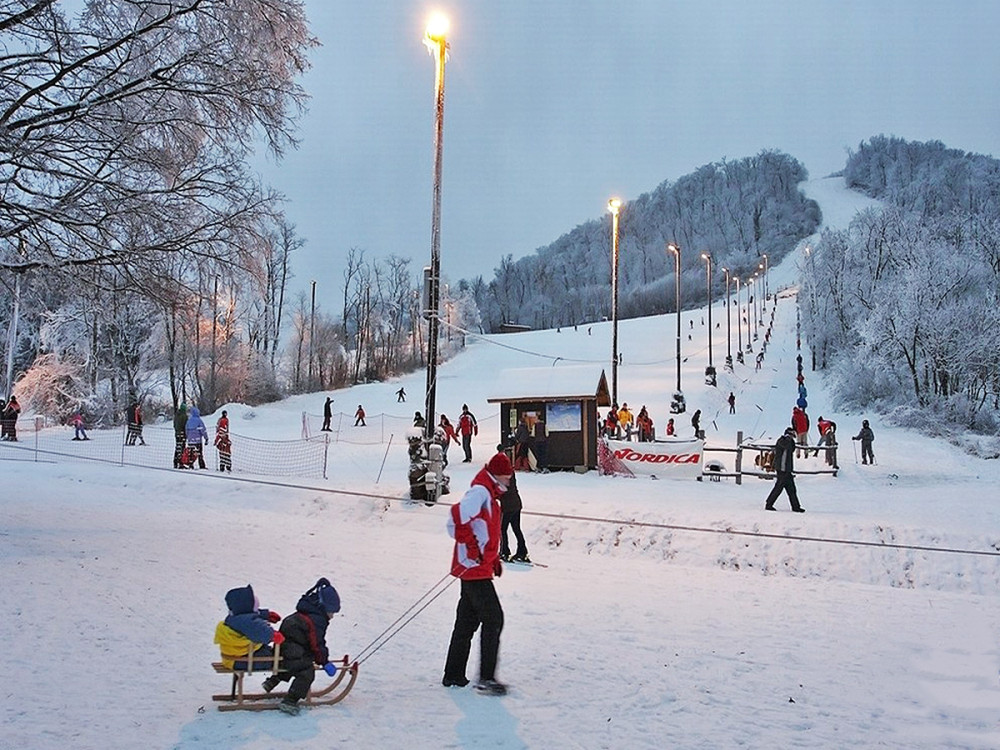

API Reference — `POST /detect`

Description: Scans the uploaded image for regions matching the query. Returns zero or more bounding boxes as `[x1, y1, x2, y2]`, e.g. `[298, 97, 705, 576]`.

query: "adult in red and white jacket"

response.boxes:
[442, 451, 513, 694]
[457, 404, 478, 463]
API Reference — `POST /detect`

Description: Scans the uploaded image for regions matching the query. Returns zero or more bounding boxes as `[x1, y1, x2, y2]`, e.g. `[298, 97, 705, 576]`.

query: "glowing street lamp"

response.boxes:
[666, 243, 682, 395]
[702, 252, 715, 385]
[608, 197, 622, 405]
[422, 13, 448, 442]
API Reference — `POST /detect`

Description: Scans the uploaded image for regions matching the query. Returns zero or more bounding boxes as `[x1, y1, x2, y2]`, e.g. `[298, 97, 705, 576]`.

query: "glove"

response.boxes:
[494, 559, 503, 578]
[267, 611, 282, 623]
[323, 662, 338, 677]
[272, 631, 285, 645]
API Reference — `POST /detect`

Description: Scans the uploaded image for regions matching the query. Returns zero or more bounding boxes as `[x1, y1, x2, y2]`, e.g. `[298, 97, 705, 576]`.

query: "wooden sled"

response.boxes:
[212, 645, 358, 712]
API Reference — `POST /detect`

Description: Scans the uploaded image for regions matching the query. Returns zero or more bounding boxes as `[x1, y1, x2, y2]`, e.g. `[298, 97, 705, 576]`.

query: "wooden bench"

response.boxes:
[212, 644, 358, 712]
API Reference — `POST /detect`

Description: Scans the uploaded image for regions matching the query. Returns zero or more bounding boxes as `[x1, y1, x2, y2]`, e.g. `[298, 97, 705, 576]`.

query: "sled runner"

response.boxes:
[212, 645, 358, 711]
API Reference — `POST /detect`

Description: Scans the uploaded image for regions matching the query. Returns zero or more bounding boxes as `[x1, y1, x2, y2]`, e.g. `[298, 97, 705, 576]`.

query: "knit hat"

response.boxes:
[486, 452, 513, 477]
[318, 584, 341, 614]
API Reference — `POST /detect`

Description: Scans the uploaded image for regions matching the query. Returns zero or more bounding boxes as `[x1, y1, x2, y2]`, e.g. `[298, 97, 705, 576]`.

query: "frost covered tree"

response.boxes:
[0, 0, 315, 411]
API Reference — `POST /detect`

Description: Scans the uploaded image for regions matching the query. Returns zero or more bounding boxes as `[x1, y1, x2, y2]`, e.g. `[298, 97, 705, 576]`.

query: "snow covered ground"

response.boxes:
[3, 177, 1000, 749]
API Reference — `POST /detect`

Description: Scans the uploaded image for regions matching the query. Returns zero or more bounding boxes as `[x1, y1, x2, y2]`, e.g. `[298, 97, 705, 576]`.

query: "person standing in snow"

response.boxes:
[69, 411, 89, 440]
[498, 450, 530, 564]
[396, 387, 406, 402]
[215, 410, 232, 472]
[728, 392, 736, 414]
[691, 409, 702, 438]
[513, 413, 532, 471]
[354, 404, 366, 427]
[665, 417, 675, 437]
[791, 406, 810, 458]
[852, 420, 876, 465]
[185, 406, 208, 469]
[172, 403, 188, 468]
[436, 413, 460, 467]
[618, 403, 634, 441]
[458, 404, 478, 463]
[322, 397, 333, 432]
[443, 451, 512, 696]
[1, 394, 20, 441]
[764, 427, 805, 513]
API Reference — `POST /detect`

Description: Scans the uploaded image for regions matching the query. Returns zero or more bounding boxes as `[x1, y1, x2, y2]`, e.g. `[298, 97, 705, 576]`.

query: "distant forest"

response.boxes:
[800, 136, 1000, 442]
[461, 150, 821, 332]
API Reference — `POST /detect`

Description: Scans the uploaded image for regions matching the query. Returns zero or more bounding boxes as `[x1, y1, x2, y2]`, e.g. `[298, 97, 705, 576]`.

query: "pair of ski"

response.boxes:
[503, 558, 547, 568]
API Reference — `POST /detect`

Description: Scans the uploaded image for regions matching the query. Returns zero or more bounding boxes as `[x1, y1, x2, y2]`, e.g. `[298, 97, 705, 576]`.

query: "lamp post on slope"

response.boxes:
[702, 252, 715, 386]
[721, 266, 732, 370]
[609, 197, 622, 406]
[422, 13, 448, 443]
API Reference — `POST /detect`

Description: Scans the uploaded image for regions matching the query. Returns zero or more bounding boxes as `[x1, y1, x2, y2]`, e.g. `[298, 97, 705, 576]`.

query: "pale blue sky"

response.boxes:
[257, 1, 1000, 304]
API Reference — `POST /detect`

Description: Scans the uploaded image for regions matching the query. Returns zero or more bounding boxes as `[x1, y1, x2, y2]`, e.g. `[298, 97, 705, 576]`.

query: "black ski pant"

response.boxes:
[764, 472, 802, 511]
[462, 434, 473, 462]
[444, 578, 504, 683]
[501, 511, 527, 559]
[273, 641, 316, 701]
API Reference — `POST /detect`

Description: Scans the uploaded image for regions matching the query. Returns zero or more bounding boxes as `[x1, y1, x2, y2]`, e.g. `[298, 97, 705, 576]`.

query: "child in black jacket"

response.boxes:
[264, 577, 341, 715]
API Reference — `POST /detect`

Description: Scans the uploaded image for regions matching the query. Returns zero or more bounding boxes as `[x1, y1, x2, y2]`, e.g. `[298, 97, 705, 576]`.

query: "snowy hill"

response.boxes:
[4, 178, 1000, 749]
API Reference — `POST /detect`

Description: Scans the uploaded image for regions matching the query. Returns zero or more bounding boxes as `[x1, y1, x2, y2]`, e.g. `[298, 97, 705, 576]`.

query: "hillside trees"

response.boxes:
[0, 0, 316, 413]
[802, 137, 1000, 432]
[472, 150, 819, 332]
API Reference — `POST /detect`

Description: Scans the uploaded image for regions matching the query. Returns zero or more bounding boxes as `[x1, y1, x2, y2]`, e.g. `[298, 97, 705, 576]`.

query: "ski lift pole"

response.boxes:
[376, 434, 394, 484]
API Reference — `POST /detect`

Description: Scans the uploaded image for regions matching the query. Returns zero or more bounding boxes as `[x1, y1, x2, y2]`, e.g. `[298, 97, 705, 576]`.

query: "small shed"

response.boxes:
[487, 366, 611, 470]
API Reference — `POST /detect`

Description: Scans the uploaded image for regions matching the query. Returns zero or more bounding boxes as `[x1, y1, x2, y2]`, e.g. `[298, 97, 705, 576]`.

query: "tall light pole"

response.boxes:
[745, 277, 752, 351]
[760, 253, 769, 306]
[308, 279, 316, 388]
[701, 252, 714, 384]
[608, 197, 622, 406]
[752, 274, 759, 338]
[423, 13, 448, 441]
[734, 275, 742, 358]
[721, 266, 732, 366]
[666, 243, 681, 395]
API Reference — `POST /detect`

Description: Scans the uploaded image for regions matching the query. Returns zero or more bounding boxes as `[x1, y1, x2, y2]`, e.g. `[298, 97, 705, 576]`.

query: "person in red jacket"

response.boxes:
[442, 451, 512, 696]
[791, 406, 810, 458]
[457, 404, 478, 462]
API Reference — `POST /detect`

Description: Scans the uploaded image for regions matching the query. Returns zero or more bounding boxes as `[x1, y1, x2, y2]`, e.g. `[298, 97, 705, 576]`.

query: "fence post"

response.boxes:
[323, 432, 329, 480]
[34, 415, 43, 462]
[735, 430, 743, 485]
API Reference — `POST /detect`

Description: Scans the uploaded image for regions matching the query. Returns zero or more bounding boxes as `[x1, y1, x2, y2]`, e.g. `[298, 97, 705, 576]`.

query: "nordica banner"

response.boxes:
[598, 438, 704, 479]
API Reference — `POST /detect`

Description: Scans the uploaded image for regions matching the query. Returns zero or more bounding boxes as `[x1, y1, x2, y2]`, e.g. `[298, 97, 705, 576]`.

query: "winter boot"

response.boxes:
[475, 679, 508, 696]
[262, 675, 282, 693]
[278, 698, 300, 716]
[442, 676, 470, 688]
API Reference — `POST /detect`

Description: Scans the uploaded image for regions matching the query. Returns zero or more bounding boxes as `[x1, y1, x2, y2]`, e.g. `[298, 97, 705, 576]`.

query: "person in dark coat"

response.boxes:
[852, 420, 875, 465]
[691, 409, 702, 438]
[265, 577, 342, 716]
[172, 403, 187, 467]
[413, 411, 426, 429]
[1, 395, 21, 441]
[513, 414, 532, 471]
[321, 397, 333, 432]
[764, 427, 805, 513]
[497, 449, 529, 563]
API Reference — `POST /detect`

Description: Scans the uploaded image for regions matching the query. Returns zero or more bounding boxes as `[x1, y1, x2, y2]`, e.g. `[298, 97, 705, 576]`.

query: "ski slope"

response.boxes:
[3, 177, 1000, 749]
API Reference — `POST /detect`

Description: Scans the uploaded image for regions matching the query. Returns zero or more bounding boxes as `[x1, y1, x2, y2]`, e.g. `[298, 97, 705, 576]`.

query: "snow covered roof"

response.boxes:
[487, 365, 610, 405]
